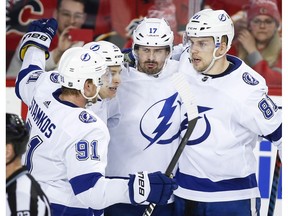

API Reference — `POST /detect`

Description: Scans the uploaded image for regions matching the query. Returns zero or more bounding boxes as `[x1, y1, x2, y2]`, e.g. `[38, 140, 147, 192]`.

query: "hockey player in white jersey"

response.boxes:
[83, 40, 123, 128]
[15, 18, 177, 216]
[174, 9, 282, 215]
[104, 17, 188, 216]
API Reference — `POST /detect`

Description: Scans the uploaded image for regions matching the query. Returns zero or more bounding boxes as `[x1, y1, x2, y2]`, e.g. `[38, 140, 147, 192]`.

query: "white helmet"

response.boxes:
[58, 47, 107, 91]
[83, 41, 124, 66]
[186, 9, 234, 51]
[132, 17, 174, 52]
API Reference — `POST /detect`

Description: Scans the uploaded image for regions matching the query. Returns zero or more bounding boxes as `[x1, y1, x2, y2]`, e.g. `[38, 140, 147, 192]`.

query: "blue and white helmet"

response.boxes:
[186, 9, 234, 52]
[58, 47, 107, 91]
[83, 41, 124, 66]
[132, 17, 174, 52]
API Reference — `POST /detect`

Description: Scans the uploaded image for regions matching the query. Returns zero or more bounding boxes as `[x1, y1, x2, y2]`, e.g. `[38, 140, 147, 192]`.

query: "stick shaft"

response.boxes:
[268, 151, 281, 216]
[165, 119, 198, 176]
[143, 73, 198, 216]
[142, 118, 197, 216]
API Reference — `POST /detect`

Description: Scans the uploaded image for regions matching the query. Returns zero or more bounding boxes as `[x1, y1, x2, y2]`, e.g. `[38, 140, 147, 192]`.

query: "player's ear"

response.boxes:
[84, 79, 90, 90]
[6, 144, 15, 162]
[216, 38, 228, 56]
[83, 79, 95, 96]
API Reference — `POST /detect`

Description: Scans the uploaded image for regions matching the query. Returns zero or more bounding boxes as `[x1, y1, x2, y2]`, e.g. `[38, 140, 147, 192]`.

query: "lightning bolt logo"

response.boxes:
[187, 106, 212, 145]
[140, 93, 181, 149]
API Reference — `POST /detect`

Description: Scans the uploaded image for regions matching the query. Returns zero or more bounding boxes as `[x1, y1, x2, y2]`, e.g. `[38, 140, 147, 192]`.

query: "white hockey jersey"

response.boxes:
[15, 47, 132, 215]
[105, 60, 188, 183]
[174, 50, 282, 202]
[87, 97, 121, 128]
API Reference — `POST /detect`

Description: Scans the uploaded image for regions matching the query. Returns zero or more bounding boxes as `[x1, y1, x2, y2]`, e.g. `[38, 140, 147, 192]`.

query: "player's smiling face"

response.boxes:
[136, 46, 170, 75]
[189, 37, 215, 72]
[99, 66, 122, 99]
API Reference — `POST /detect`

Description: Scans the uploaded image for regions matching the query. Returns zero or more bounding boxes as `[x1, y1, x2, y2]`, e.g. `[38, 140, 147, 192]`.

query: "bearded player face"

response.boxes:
[136, 46, 170, 76]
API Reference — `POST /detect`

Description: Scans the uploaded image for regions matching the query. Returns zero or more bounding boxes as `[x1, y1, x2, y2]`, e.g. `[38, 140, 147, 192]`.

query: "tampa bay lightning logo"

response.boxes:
[50, 73, 60, 83]
[80, 53, 91, 61]
[89, 44, 100, 52]
[242, 72, 259, 85]
[187, 106, 212, 145]
[79, 111, 97, 123]
[140, 93, 182, 149]
[218, 13, 227, 22]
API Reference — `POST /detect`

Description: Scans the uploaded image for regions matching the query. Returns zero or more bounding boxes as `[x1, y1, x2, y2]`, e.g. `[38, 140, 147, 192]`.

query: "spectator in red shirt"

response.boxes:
[231, 0, 282, 89]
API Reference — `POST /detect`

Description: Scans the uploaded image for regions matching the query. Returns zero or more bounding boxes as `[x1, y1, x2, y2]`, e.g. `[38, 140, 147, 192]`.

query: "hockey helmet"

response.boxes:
[83, 41, 124, 66]
[58, 47, 107, 90]
[186, 9, 234, 51]
[132, 17, 174, 52]
[6, 113, 29, 156]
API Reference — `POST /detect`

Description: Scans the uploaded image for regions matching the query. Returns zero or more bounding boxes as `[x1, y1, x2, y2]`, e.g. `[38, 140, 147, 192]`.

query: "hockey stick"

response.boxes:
[268, 151, 281, 216]
[142, 73, 199, 216]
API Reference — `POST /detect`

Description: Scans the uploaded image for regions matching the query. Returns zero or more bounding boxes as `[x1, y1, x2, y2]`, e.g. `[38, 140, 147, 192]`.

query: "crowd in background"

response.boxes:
[6, 0, 282, 92]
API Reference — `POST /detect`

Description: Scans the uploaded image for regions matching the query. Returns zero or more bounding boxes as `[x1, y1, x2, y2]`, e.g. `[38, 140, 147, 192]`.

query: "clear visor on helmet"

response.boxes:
[98, 68, 112, 86]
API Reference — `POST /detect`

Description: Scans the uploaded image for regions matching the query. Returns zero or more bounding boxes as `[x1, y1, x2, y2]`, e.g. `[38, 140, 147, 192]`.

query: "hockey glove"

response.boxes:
[122, 48, 135, 68]
[128, 171, 178, 205]
[19, 18, 58, 61]
[125, 17, 143, 38]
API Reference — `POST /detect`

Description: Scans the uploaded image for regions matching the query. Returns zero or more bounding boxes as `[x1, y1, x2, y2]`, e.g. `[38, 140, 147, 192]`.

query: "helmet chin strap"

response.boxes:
[201, 47, 227, 74]
[81, 86, 101, 105]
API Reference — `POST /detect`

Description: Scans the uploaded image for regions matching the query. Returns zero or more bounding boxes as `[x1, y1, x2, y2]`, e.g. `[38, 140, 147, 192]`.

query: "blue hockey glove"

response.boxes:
[19, 18, 58, 61]
[122, 48, 135, 68]
[125, 17, 143, 37]
[128, 171, 178, 205]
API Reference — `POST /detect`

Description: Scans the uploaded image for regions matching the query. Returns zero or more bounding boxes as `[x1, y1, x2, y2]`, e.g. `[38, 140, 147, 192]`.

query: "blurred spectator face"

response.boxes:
[247, 0, 280, 44]
[249, 15, 278, 44]
[56, 0, 86, 34]
[154, 0, 173, 9]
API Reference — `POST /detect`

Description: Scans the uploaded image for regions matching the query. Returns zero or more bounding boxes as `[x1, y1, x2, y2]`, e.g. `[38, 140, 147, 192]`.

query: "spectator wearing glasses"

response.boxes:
[7, 0, 87, 77]
[232, 0, 282, 89]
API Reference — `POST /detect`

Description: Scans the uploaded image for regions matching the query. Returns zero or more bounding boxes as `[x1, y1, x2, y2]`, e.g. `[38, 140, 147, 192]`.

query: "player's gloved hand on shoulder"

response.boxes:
[125, 17, 143, 38]
[128, 171, 178, 205]
[19, 18, 58, 61]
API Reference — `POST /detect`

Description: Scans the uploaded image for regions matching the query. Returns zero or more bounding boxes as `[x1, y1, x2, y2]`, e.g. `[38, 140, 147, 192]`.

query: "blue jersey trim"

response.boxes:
[263, 123, 282, 143]
[52, 89, 79, 108]
[202, 55, 242, 79]
[15, 64, 42, 100]
[227, 55, 242, 71]
[69, 172, 102, 195]
[51, 203, 103, 216]
[175, 170, 258, 192]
